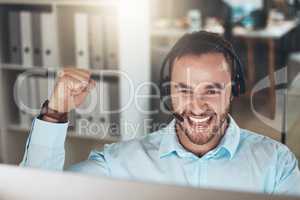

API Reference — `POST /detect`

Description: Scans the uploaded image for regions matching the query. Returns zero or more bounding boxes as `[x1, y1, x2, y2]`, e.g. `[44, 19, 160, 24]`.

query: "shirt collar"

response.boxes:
[159, 120, 196, 159]
[159, 115, 241, 160]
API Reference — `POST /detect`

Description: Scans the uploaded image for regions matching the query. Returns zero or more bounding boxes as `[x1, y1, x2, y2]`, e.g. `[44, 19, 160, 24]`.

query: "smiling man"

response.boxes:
[20, 31, 300, 196]
[170, 53, 232, 155]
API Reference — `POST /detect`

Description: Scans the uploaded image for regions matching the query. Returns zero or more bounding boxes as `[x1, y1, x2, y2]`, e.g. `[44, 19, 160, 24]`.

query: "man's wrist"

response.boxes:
[41, 114, 61, 123]
[38, 100, 68, 123]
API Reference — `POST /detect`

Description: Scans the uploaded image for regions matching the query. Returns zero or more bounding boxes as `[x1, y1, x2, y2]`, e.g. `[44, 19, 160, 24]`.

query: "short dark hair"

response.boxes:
[167, 31, 234, 77]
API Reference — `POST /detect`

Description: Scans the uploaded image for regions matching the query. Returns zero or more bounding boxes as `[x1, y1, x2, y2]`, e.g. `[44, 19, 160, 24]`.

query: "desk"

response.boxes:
[0, 164, 299, 200]
[233, 20, 299, 119]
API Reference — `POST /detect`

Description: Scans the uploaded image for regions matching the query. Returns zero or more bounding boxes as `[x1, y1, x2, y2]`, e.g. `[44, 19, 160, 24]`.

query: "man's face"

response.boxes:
[170, 53, 232, 145]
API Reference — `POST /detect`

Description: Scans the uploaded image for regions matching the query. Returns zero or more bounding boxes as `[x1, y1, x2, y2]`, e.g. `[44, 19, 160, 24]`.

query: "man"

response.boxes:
[21, 31, 300, 196]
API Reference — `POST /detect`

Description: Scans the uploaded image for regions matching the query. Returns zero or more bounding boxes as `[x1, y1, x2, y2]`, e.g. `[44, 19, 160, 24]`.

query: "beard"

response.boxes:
[176, 106, 230, 145]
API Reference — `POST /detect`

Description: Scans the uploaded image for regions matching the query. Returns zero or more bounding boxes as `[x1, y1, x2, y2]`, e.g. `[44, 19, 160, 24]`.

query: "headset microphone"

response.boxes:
[163, 98, 185, 122]
[172, 112, 184, 123]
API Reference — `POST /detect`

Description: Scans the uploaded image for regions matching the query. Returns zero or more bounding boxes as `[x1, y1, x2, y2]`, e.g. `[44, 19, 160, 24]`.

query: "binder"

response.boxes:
[74, 13, 90, 69]
[36, 77, 50, 106]
[28, 77, 54, 121]
[103, 14, 118, 69]
[17, 74, 32, 128]
[58, 9, 75, 66]
[28, 76, 39, 120]
[41, 12, 59, 68]
[0, 7, 6, 63]
[93, 80, 110, 137]
[28, 12, 43, 122]
[12, 11, 34, 127]
[89, 15, 105, 69]
[8, 11, 22, 64]
[21, 11, 42, 122]
[20, 11, 33, 67]
[94, 80, 110, 126]
[31, 12, 42, 67]
[13, 10, 32, 126]
[75, 86, 93, 136]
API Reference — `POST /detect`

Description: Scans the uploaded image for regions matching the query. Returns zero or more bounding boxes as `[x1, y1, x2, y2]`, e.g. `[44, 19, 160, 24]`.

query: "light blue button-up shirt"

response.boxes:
[21, 116, 300, 196]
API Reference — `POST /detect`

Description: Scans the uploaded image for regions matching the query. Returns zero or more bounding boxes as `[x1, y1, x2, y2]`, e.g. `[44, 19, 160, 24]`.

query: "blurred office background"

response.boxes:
[0, 0, 300, 169]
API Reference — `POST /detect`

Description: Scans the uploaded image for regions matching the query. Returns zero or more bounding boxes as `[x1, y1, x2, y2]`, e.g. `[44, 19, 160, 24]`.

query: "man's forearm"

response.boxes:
[20, 118, 69, 171]
[21, 67, 94, 170]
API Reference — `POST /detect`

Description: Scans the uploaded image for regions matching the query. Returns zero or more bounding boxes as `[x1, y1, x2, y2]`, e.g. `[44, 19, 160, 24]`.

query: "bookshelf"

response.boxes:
[0, 0, 151, 165]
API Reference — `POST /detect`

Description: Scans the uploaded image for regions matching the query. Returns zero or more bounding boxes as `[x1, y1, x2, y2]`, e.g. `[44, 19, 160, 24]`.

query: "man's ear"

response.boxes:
[230, 95, 234, 102]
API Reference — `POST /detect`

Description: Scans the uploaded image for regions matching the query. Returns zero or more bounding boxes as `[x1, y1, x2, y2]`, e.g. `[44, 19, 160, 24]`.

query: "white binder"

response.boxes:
[28, 77, 53, 121]
[20, 11, 33, 68]
[103, 15, 118, 69]
[74, 13, 90, 69]
[15, 11, 33, 127]
[74, 86, 93, 137]
[41, 12, 59, 69]
[36, 77, 50, 106]
[89, 15, 105, 69]
[94, 80, 110, 126]
[31, 12, 42, 67]
[28, 76, 39, 120]
[17, 75, 32, 128]
[8, 11, 22, 64]
[20, 11, 40, 123]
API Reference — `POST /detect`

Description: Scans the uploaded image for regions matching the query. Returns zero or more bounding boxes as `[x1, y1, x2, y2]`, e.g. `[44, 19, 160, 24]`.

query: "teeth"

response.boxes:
[189, 116, 211, 123]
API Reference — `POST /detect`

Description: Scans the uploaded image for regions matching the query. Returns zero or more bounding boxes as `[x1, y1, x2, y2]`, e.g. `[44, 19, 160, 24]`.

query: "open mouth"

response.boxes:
[187, 114, 214, 128]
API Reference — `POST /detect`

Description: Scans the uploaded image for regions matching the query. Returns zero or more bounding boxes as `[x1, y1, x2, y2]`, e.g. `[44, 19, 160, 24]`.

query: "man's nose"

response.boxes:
[187, 95, 209, 114]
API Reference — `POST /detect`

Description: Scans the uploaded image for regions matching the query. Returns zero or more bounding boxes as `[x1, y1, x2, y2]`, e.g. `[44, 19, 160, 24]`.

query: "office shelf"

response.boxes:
[6, 124, 120, 143]
[0, 0, 151, 164]
[0, 64, 58, 72]
[6, 124, 31, 133]
[0, 64, 120, 81]
[0, 0, 119, 7]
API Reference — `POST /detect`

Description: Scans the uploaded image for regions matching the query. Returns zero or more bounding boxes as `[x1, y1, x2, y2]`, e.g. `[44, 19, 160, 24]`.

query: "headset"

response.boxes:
[159, 31, 246, 122]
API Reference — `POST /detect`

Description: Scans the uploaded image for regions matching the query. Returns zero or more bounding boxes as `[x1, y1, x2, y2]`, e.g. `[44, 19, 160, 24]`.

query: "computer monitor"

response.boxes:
[0, 164, 299, 200]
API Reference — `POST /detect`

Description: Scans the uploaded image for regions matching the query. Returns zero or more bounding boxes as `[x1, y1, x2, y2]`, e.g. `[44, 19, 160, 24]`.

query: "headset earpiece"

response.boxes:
[232, 76, 240, 97]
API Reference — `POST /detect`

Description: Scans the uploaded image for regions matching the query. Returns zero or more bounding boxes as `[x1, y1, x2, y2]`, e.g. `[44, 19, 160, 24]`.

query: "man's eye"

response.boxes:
[206, 90, 220, 95]
[178, 89, 192, 94]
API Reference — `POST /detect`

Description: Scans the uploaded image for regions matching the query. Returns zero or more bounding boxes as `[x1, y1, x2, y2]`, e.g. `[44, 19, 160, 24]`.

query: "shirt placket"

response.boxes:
[199, 159, 208, 187]
[183, 157, 199, 187]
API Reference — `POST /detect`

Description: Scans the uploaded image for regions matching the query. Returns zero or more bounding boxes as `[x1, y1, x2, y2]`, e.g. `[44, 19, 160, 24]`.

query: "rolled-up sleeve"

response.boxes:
[20, 117, 69, 171]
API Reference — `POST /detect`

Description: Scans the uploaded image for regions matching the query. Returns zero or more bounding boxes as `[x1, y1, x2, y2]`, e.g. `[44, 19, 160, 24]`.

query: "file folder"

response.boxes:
[74, 13, 90, 69]
[41, 12, 59, 68]
[8, 11, 22, 64]
[89, 15, 105, 69]
[20, 11, 33, 67]
[103, 15, 118, 69]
